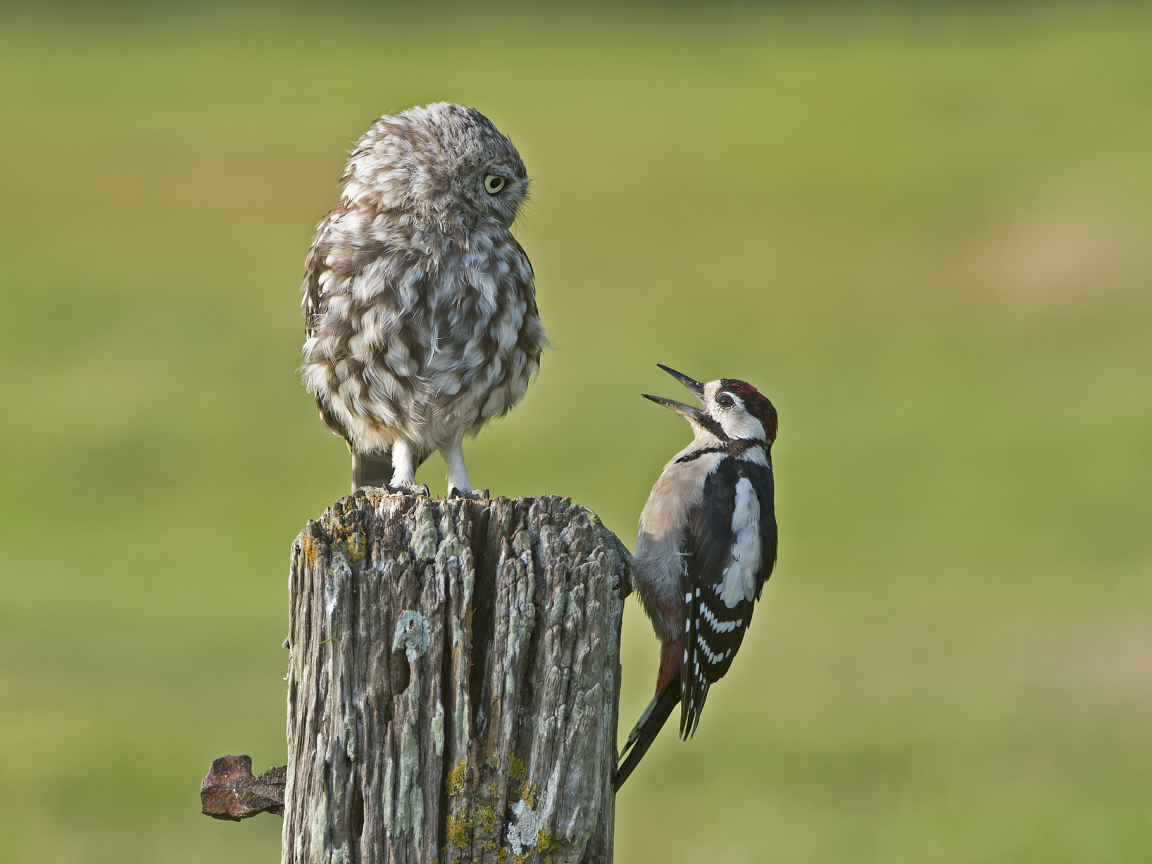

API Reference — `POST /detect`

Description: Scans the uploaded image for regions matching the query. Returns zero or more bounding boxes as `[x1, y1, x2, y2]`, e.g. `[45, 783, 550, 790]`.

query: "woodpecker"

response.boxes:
[615, 364, 778, 790]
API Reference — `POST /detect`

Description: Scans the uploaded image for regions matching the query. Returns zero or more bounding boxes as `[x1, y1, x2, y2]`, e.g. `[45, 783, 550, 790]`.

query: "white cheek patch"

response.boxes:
[719, 412, 765, 442]
[718, 477, 761, 608]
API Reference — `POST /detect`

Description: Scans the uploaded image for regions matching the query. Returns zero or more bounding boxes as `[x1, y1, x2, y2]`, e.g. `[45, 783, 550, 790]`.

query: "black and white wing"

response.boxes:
[679, 454, 776, 738]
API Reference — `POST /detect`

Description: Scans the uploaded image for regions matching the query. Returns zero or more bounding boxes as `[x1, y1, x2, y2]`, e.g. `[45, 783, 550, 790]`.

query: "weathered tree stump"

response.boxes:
[282, 492, 629, 864]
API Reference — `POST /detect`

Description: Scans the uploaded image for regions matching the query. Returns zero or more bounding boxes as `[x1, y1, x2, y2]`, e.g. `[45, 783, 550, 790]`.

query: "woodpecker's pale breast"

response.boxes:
[634, 446, 721, 641]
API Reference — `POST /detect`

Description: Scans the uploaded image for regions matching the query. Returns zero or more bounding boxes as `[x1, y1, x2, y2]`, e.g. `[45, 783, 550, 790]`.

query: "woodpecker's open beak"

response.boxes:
[657, 364, 706, 402]
[642, 364, 707, 419]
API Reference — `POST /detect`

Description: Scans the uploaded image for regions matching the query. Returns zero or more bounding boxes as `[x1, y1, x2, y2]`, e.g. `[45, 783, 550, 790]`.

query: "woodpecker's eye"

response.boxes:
[717, 394, 735, 409]
[484, 174, 506, 195]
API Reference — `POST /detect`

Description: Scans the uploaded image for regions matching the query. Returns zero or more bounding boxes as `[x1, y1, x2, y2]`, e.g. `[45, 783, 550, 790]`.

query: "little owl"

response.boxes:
[300, 103, 546, 495]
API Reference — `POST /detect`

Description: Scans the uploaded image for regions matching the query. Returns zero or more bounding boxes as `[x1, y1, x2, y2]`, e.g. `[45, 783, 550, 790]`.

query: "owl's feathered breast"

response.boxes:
[301, 199, 545, 452]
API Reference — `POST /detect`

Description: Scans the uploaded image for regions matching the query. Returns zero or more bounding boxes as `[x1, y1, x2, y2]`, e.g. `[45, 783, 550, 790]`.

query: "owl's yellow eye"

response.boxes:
[484, 174, 506, 195]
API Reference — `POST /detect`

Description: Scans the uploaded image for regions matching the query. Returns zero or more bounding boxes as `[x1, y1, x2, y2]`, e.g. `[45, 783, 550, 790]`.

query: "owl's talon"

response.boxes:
[390, 483, 430, 498]
[449, 487, 489, 501]
[353, 484, 388, 497]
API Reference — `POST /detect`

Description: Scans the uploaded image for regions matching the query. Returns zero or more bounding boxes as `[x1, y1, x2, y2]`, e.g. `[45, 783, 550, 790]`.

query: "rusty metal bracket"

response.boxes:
[200, 754, 286, 821]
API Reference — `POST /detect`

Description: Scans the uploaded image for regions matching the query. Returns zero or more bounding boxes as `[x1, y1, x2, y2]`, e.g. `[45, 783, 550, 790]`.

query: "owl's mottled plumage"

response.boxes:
[300, 103, 546, 494]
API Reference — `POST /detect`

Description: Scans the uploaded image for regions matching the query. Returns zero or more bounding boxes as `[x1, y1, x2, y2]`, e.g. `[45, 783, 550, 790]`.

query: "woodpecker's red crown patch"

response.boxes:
[720, 379, 778, 442]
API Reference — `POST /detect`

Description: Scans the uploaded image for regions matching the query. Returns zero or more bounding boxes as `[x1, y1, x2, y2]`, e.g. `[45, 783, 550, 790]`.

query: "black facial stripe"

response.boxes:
[692, 414, 727, 440]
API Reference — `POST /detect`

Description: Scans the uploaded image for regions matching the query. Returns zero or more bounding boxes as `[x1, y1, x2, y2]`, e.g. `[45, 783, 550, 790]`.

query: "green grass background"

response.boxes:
[1, 2, 1150, 861]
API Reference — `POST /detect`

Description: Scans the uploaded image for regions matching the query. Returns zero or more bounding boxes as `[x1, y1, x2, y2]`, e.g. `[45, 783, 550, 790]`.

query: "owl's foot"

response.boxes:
[387, 481, 430, 498]
[352, 481, 428, 498]
[448, 486, 489, 500]
[441, 436, 478, 500]
[352, 484, 390, 496]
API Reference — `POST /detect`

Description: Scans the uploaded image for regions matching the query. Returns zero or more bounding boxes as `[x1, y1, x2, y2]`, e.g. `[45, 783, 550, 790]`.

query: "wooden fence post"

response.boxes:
[280, 491, 629, 864]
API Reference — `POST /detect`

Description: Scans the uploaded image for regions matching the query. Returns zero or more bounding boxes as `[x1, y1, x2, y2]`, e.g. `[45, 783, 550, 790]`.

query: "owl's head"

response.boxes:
[345, 102, 529, 229]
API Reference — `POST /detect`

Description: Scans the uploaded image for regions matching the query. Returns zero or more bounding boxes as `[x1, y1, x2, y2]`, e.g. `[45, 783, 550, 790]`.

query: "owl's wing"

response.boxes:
[506, 236, 547, 361]
[300, 201, 356, 441]
[509, 235, 535, 279]
[301, 202, 348, 339]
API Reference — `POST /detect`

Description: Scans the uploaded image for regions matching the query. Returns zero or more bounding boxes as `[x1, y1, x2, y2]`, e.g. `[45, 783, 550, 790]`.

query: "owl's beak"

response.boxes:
[642, 364, 707, 420]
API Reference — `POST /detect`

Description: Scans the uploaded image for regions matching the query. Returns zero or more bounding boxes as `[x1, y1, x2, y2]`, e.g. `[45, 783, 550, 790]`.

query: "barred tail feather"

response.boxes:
[680, 677, 710, 740]
[680, 587, 715, 740]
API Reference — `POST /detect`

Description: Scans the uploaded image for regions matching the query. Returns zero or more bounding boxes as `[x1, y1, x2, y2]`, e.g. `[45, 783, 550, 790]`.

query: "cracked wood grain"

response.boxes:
[282, 492, 630, 864]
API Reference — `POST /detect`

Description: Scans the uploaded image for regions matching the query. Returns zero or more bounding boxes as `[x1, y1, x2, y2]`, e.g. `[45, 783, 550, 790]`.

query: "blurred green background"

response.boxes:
[2, 1, 1151, 861]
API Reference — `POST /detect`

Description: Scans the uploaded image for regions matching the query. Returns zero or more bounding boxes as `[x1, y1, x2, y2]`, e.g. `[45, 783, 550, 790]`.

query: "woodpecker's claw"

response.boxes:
[656, 364, 706, 404]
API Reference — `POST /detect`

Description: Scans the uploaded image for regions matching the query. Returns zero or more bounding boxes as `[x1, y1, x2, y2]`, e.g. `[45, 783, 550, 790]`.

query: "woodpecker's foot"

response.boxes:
[448, 487, 489, 500]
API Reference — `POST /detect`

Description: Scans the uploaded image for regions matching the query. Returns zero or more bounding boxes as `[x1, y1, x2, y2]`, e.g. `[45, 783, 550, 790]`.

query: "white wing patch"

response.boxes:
[718, 477, 761, 608]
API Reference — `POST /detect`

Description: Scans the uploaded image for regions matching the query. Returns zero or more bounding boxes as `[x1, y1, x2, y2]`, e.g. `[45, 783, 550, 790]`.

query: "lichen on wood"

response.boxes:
[282, 492, 629, 864]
